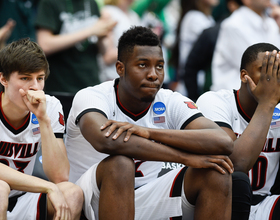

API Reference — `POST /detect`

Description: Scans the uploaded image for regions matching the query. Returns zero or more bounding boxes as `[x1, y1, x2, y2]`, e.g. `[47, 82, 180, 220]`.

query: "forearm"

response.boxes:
[39, 117, 69, 183]
[100, 36, 117, 65]
[230, 103, 275, 173]
[147, 127, 232, 155]
[37, 28, 95, 56]
[107, 135, 190, 164]
[0, 163, 56, 194]
[81, 113, 234, 173]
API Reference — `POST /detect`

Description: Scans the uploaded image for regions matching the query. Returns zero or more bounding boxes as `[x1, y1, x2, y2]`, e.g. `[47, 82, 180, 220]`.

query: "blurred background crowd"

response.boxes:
[1, 0, 280, 114]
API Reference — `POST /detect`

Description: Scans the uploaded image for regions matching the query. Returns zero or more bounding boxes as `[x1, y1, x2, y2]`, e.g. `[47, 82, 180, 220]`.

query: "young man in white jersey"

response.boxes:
[197, 43, 280, 220]
[66, 26, 235, 220]
[0, 38, 83, 220]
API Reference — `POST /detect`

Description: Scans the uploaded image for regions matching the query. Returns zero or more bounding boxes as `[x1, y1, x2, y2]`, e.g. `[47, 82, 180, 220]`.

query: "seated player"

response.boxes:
[0, 38, 83, 220]
[66, 26, 234, 220]
[197, 43, 280, 219]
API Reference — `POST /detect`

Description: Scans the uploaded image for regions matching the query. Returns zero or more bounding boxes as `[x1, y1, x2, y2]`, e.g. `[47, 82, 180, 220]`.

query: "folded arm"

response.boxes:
[79, 112, 234, 174]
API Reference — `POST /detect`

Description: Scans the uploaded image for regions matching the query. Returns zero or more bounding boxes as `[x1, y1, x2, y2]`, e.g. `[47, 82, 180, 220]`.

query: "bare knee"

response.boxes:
[184, 168, 232, 205]
[0, 180, 9, 211]
[0, 180, 10, 196]
[97, 155, 135, 189]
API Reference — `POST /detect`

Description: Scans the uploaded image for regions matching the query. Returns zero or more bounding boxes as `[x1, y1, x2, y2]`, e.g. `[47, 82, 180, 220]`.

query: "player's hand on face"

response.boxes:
[246, 50, 280, 106]
[19, 89, 47, 120]
[47, 186, 71, 220]
[101, 120, 150, 142]
[185, 154, 234, 175]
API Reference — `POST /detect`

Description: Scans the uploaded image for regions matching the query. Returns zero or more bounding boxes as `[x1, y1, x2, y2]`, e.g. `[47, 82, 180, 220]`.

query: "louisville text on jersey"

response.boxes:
[0, 141, 39, 158]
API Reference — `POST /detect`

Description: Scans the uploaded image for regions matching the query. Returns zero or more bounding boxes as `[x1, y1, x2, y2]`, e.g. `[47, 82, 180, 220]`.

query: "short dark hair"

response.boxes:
[0, 38, 50, 81]
[240, 43, 279, 71]
[117, 26, 161, 62]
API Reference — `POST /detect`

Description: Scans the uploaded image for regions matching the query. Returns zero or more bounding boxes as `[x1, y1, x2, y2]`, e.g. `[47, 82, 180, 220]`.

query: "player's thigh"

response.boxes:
[8, 193, 47, 220]
[250, 195, 280, 220]
[135, 166, 193, 220]
[75, 163, 99, 220]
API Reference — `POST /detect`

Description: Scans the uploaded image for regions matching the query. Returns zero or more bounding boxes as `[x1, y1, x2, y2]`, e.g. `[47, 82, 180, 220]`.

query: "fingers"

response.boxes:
[112, 125, 134, 140]
[101, 121, 134, 141]
[53, 204, 71, 220]
[261, 51, 269, 77]
[277, 52, 280, 79]
[271, 51, 279, 79]
[263, 50, 280, 82]
[244, 75, 256, 92]
[266, 50, 277, 80]
[103, 122, 125, 138]
[211, 164, 228, 175]
[19, 88, 26, 96]
[208, 156, 234, 175]
[20, 90, 45, 104]
[100, 120, 114, 130]
[26, 93, 40, 104]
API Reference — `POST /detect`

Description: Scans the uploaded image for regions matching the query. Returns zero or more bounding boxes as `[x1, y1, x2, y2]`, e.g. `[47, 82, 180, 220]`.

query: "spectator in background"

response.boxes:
[132, 0, 176, 88]
[211, 0, 280, 91]
[0, 19, 16, 50]
[99, 0, 141, 82]
[35, 0, 117, 122]
[131, 0, 172, 17]
[0, 0, 38, 43]
[170, 0, 219, 96]
[183, 0, 242, 101]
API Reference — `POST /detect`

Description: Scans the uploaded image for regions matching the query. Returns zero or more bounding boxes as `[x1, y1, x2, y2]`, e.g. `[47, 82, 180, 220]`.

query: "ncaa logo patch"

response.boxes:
[153, 102, 166, 115]
[31, 114, 39, 124]
[273, 108, 280, 120]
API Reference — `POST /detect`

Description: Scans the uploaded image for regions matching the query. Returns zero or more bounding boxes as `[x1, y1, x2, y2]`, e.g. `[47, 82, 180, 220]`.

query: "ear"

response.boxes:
[116, 61, 125, 77]
[240, 69, 248, 83]
[0, 72, 8, 87]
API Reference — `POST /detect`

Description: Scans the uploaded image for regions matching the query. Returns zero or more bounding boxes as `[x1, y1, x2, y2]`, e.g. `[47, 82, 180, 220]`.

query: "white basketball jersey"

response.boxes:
[66, 79, 202, 187]
[0, 92, 65, 197]
[197, 89, 280, 196]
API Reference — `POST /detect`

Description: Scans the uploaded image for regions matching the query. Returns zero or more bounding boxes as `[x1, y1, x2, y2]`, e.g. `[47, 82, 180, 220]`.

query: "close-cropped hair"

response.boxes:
[240, 43, 279, 71]
[0, 38, 50, 81]
[117, 26, 161, 62]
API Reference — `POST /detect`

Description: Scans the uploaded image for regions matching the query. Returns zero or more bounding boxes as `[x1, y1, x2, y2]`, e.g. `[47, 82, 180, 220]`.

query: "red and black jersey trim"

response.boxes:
[216, 121, 232, 130]
[269, 196, 280, 220]
[0, 92, 30, 134]
[75, 108, 107, 125]
[54, 133, 64, 139]
[8, 192, 26, 212]
[114, 79, 151, 121]
[180, 113, 203, 130]
[169, 166, 188, 220]
[36, 193, 47, 220]
[7, 193, 46, 219]
[234, 90, 251, 123]
[270, 163, 280, 195]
